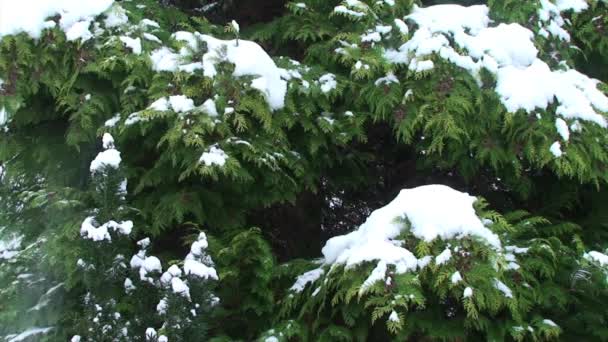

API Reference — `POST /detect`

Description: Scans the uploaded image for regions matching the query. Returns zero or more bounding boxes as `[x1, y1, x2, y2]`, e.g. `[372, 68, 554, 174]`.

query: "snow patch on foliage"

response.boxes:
[555, 0, 588, 12]
[150, 47, 181, 72]
[0, 107, 8, 126]
[202, 98, 219, 116]
[80, 217, 133, 241]
[318, 74, 337, 93]
[543, 319, 559, 327]
[290, 268, 324, 292]
[65, 20, 93, 42]
[555, 118, 570, 141]
[0, 233, 22, 260]
[102, 133, 115, 149]
[493, 278, 513, 298]
[199, 146, 228, 166]
[435, 248, 452, 265]
[360, 260, 388, 294]
[147, 95, 196, 113]
[5, 327, 53, 342]
[584, 251, 608, 266]
[550, 141, 563, 157]
[168, 95, 195, 113]
[451, 271, 463, 284]
[0, 0, 114, 39]
[90, 149, 121, 173]
[320, 185, 500, 288]
[170, 32, 288, 110]
[184, 233, 218, 280]
[104, 4, 129, 28]
[119, 36, 142, 55]
[388, 4, 608, 136]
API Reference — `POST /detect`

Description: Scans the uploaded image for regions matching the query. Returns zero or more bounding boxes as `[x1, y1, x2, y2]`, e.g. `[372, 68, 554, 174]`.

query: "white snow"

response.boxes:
[202, 98, 219, 116]
[171, 277, 190, 298]
[140, 19, 160, 29]
[161, 31, 287, 110]
[0, 107, 7, 126]
[148, 97, 170, 111]
[543, 319, 559, 327]
[190, 235, 208, 255]
[199, 146, 228, 166]
[394, 19, 409, 35]
[119, 36, 142, 55]
[79, 219, 132, 243]
[168, 264, 183, 277]
[102, 133, 115, 149]
[150, 47, 180, 72]
[584, 251, 608, 266]
[388, 310, 400, 322]
[550, 141, 563, 157]
[496, 62, 608, 127]
[290, 268, 324, 292]
[90, 148, 121, 173]
[334, 6, 366, 18]
[407, 4, 489, 35]
[138, 237, 151, 248]
[143, 33, 162, 43]
[451, 271, 462, 284]
[321, 185, 501, 286]
[556, 0, 588, 12]
[390, 4, 608, 133]
[463, 286, 473, 298]
[361, 31, 381, 43]
[417, 255, 432, 269]
[6, 327, 53, 342]
[493, 278, 513, 298]
[179, 62, 203, 72]
[360, 261, 387, 293]
[80, 217, 110, 241]
[124, 277, 136, 293]
[105, 114, 121, 127]
[555, 118, 570, 141]
[435, 248, 452, 265]
[183, 232, 218, 280]
[318, 74, 337, 93]
[505, 245, 530, 254]
[375, 72, 399, 86]
[71, 336, 82, 342]
[130, 250, 145, 269]
[156, 297, 168, 315]
[0, 0, 113, 39]
[230, 20, 240, 33]
[160, 264, 182, 285]
[145, 328, 157, 340]
[0, 234, 22, 260]
[143, 256, 162, 274]
[65, 20, 93, 42]
[184, 259, 218, 279]
[104, 4, 128, 28]
[168, 95, 195, 113]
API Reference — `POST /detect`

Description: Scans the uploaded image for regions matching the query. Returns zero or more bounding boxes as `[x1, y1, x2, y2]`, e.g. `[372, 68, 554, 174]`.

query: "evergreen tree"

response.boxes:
[1, 0, 607, 341]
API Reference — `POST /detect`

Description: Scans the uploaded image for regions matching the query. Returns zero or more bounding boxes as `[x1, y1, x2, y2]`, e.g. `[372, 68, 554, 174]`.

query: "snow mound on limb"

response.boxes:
[389, 4, 608, 131]
[321, 185, 500, 274]
[162, 31, 288, 110]
[0, 0, 114, 39]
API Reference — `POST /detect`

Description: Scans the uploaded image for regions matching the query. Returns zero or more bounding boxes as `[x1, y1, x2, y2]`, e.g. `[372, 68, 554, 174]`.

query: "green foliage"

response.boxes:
[272, 203, 606, 341]
[1, 0, 608, 341]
